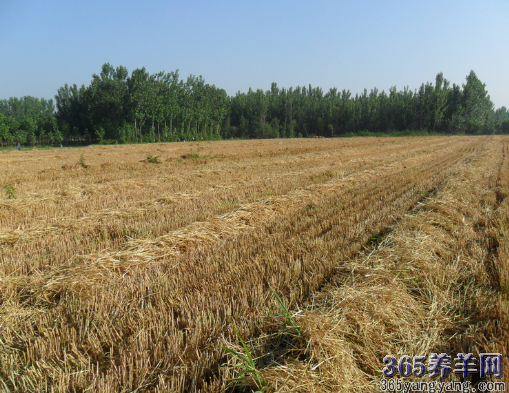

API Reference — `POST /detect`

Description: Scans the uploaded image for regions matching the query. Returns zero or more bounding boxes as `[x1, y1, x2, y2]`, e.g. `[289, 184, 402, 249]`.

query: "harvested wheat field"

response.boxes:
[0, 136, 508, 392]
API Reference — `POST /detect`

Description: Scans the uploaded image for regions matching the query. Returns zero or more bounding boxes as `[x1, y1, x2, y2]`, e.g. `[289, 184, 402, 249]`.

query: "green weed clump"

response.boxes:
[222, 321, 264, 391]
[79, 154, 88, 168]
[3, 184, 16, 199]
[268, 283, 302, 336]
[223, 285, 303, 391]
[146, 154, 161, 164]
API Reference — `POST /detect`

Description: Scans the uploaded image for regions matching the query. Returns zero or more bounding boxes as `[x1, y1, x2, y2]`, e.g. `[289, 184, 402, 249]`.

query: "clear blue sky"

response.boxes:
[1, 0, 508, 108]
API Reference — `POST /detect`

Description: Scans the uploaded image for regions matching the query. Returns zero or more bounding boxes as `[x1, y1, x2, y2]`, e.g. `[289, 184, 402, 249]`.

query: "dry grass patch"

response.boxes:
[0, 136, 503, 392]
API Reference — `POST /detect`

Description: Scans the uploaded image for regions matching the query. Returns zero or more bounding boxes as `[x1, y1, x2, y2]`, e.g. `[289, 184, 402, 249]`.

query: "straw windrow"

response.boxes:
[224, 137, 508, 392]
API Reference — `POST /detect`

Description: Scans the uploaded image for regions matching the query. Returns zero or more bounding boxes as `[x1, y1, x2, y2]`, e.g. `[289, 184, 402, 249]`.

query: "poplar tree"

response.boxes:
[462, 70, 494, 134]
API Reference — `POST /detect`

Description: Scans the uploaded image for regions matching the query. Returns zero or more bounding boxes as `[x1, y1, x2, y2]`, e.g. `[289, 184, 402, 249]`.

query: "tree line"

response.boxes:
[1, 64, 508, 146]
[0, 97, 61, 146]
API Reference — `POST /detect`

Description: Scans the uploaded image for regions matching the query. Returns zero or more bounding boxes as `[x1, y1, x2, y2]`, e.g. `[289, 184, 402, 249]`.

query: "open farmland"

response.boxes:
[0, 136, 507, 392]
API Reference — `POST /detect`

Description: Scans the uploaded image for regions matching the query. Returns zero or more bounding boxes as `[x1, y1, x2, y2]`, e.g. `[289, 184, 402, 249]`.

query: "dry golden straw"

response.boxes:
[0, 136, 507, 392]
